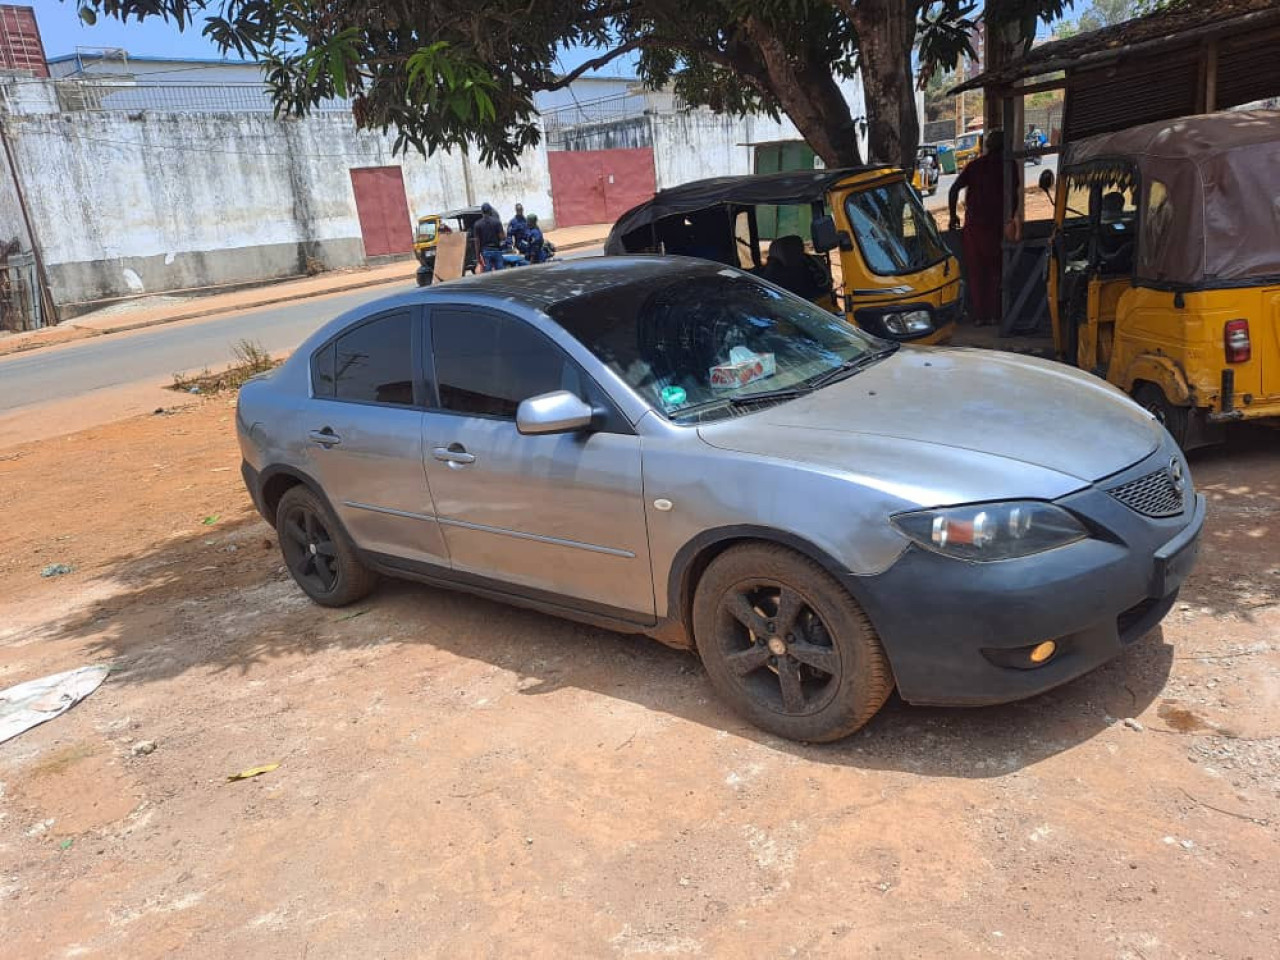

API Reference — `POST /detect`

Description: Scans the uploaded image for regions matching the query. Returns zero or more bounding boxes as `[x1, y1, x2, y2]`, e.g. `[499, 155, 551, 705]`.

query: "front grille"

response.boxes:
[1108, 467, 1184, 518]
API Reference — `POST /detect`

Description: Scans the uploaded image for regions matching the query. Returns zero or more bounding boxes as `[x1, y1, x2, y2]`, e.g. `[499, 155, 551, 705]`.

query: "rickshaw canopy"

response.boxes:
[604, 167, 889, 255]
[1062, 110, 1280, 289]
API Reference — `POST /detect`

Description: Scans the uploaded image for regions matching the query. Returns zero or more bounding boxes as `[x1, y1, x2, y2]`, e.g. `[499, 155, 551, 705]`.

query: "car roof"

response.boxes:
[299, 257, 734, 360]
[419, 255, 723, 308]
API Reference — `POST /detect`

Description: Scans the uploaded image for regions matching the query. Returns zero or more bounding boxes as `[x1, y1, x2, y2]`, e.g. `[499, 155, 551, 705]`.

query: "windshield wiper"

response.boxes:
[727, 386, 811, 406]
[804, 343, 900, 389]
[671, 386, 811, 422]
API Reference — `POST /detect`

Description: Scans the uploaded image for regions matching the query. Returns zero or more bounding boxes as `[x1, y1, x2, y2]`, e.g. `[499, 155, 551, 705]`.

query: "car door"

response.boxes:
[304, 307, 449, 566]
[421, 305, 654, 622]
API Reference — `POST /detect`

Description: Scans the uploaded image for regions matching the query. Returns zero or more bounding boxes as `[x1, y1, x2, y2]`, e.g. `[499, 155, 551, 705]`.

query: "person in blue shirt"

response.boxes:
[473, 203, 506, 271]
[524, 214, 547, 263]
[507, 204, 529, 249]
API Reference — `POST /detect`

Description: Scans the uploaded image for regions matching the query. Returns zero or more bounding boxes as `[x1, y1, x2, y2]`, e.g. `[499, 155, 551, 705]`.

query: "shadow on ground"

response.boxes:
[20, 506, 1182, 781]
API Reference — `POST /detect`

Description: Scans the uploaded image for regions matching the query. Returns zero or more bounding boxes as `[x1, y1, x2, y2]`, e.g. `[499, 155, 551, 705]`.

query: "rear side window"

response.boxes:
[332, 312, 415, 406]
[310, 343, 336, 397]
[432, 309, 581, 418]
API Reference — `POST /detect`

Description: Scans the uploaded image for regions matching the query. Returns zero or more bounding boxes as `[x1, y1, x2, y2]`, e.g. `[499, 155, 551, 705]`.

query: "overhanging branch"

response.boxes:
[533, 37, 648, 92]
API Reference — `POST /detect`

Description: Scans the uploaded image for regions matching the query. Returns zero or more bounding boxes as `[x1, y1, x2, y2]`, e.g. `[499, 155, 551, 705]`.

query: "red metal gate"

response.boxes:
[349, 166, 413, 258]
[547, 148, 656, 228]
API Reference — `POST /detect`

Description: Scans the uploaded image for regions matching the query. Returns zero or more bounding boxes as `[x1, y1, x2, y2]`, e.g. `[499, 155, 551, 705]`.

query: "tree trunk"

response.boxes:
[745, 16, 863, 167]
[843, 0, 919, 169]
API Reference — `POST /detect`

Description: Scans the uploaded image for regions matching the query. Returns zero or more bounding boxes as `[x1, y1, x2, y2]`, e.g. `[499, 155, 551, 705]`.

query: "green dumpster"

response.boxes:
[937, 144, 957, 175]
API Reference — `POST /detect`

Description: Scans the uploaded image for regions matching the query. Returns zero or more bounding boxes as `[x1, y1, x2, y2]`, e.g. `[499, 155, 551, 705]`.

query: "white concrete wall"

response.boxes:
[649, 75, 869, 190]
[0, 142, 25, 249]
[1, 85, 551, 309]
[650, 110, 798, 188]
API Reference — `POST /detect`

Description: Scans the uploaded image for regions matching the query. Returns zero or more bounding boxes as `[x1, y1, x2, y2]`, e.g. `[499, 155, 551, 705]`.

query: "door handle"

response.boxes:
[433, 444, 476, 467]
[309, 428, 342, 448]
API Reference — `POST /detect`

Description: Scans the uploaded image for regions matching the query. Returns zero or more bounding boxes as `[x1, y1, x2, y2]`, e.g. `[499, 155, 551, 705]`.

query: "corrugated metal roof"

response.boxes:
[0, 5, 48, 78]
[952, 0, 1280, 93]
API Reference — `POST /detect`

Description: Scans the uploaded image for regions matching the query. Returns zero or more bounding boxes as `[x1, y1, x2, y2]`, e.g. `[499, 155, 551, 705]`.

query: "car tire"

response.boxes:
[1132, 382, 1190, 449]
[275, 485, 377, 607]
[692, 543, 893, 742]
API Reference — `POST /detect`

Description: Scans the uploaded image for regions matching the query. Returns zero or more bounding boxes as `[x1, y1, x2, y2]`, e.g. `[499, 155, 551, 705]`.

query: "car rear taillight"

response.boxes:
[1224, 319, 1251, 363]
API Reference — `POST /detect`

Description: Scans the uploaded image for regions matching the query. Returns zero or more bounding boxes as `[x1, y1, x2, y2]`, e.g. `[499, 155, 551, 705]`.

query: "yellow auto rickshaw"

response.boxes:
[911, 144, 941, 197]
[606, 166, 963, 345]
[953, 130, 983, 171]
[1044, 109, 1280, 447]
[414, 206, 483, 286]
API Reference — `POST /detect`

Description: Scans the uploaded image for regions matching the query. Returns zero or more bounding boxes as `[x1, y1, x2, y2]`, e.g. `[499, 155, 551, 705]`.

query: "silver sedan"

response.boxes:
[237, 257, 1204, 742]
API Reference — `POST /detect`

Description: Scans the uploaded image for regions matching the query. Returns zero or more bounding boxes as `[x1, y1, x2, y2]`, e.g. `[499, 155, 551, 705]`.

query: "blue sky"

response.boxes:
[32, 0, 229, 60]
[30, 0, 636, 73]
[32, 0, 1060, 66]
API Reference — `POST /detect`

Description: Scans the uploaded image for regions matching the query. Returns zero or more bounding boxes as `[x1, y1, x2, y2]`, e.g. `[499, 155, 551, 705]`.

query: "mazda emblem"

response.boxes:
[1167, 458, 1185, 497]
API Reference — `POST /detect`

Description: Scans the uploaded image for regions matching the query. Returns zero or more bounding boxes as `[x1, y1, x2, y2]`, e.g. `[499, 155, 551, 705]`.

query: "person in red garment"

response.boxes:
[948, 130, 1018, 326]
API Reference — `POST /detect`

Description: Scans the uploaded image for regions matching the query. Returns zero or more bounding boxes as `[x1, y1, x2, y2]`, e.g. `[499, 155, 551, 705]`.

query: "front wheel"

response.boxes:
[693, 543, 893, 742]
[1132, 382, 1190, 449]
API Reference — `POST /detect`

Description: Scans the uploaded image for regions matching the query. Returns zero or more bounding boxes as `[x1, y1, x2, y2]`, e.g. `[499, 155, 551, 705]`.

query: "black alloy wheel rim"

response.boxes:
[715, 579, 841, 716]
[280, 505, 339, 595]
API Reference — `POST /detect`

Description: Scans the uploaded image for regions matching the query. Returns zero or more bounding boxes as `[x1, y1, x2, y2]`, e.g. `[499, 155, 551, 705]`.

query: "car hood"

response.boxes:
[697, 346, 1161, 501]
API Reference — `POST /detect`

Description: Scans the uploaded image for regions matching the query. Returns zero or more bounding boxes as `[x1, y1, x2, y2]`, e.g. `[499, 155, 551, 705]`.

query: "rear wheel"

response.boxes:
[693, 543, 893, 742]
[1132, 382, 1190, 449]
[276, 486, 377, 607]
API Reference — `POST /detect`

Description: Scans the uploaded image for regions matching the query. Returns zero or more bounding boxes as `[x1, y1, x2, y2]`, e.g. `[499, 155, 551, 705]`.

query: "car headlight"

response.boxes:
[882, 309, 933, 336]
[891, 501, 1087, 561]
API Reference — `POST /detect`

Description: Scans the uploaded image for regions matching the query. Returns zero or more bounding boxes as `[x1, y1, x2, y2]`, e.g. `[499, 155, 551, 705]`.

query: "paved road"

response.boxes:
[925, 154, 1059, 214]
[0, 246, 603, 414]
[0, 284, 413, 413]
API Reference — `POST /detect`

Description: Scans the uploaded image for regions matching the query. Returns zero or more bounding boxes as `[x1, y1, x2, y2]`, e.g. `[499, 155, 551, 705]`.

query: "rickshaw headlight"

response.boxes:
[883, 309, 933, 336]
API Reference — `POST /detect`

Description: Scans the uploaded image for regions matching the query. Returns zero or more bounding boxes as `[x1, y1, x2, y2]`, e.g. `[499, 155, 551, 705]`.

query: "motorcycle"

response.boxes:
[502, 234, 557, 267]
[1024, 131, 1045, 165]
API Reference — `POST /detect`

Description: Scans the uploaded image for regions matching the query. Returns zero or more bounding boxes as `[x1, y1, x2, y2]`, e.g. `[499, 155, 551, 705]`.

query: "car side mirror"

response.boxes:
[1038, 168, 1055, 199]
[811, 215, 852, 254]
[516, 390, 595, 436]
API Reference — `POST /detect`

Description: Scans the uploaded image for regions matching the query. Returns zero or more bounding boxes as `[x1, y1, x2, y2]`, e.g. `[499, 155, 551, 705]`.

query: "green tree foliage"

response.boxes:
[73, 1, 1074, 171]
[1058, 0, 1175, 38]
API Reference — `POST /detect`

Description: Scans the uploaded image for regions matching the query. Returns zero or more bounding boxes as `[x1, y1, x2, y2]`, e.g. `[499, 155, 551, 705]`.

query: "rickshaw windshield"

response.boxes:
[417, 220, 438, 242]
[844, 181, 949, 277]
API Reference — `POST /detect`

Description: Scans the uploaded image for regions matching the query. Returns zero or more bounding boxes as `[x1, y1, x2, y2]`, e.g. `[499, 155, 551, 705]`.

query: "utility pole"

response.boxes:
[0, 114, 55, 328]
[460, 148, 476, 207]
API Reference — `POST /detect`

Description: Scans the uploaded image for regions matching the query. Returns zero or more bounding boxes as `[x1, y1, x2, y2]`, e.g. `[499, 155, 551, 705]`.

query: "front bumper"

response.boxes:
[853, 451, 1205, 707]
[241, 460, 270, 524]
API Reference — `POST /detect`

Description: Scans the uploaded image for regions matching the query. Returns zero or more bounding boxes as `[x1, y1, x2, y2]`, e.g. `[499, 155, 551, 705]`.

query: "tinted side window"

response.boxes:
[311, 342, 336, 398]
[333, 312, 415, 406]
[432, 310, 581, 419]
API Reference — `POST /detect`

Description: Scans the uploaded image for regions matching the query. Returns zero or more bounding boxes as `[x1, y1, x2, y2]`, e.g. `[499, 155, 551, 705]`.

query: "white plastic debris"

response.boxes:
[0, 666, 110, 744]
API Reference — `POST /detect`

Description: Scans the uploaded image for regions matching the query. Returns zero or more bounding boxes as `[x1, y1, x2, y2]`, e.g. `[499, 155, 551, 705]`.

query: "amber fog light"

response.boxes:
[1029, 640, 1057, 664]
[982, 639, 1062, 670]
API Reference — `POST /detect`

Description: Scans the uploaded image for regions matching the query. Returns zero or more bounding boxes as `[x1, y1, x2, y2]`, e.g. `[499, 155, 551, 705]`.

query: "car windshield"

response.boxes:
[548, 267, 889, 423]
[844, 181, 949, 277]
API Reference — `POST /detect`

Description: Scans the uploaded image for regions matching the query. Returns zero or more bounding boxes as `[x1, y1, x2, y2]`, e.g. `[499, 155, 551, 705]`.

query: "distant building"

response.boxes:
[0, 4, 47, 77]
[46, 51, 264, 83]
